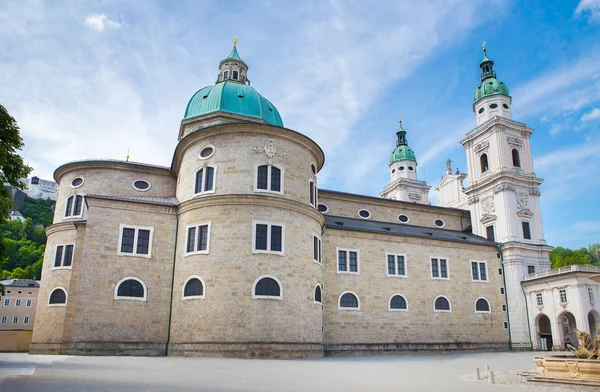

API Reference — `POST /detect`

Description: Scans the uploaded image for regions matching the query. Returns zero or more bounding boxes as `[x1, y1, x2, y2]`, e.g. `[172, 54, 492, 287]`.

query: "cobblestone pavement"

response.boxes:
[0, 351, 595, 391]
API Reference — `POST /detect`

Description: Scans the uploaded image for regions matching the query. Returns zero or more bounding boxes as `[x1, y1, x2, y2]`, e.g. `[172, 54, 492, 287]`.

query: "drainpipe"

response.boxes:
[499, 245, 512, 350]
[165, 213, 179, 356]
[521, 281, 534, 351]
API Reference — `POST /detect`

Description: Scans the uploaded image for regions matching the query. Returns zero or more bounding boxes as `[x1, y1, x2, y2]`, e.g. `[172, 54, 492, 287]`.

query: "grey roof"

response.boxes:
[0, 279, 40, 288]
[324, 215, 496, 247]
[86, 194, 179, 207]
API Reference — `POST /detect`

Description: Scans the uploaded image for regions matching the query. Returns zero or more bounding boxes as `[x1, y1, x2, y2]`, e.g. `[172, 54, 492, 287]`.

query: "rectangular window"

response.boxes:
[118, 224, 154, 258]
[471, 260, 488, 282]
[12, 316, 18, 324]
[15, 299, 21, 307]
[26, 299, 32, 307]
[431, 258, 448, 279]
[386, 253, 407, 277]
[252, 221, 285, 255]
[589, 287, 594, 302]
[309, 181, 317, 207]
[527, 265, 535, 274]
[24, 316, 30, 324]
[559, 289, 567, 303]
[522, 221, 532, 240]
[255, 165, 284, 193]
[337, 248, 359, 274]
[502, 304, 507, 312]
[270, 167, 281, 192]
[232, 70, 239, 80]
[194, 166, 217, 194]
[54, 244, 75, 268]
[313, 234, 322, 263]
[3, 298, 9, 307]
[498, 268, 503, 275]
[257, 166, 268, 190]
[500, 287, 505, 295]
[1, 316, 6, 324]
[65, 194, 84, 217]
[536, 292, 543, 306]
[486, 225, 495, 241]
[503, 321, 509, 330]
[185, 223, 211, 254]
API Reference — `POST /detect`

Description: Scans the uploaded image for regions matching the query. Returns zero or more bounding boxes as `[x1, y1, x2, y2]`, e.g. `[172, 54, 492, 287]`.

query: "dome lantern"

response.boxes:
[473, 43, 510, 104]
[390, 119, 417, 164]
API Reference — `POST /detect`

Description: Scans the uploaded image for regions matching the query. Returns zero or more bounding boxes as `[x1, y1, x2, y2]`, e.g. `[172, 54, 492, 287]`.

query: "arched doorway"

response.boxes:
[589, 311, 599, 339]
[537, 314, 553, 351]
[559, 312, 577, 349]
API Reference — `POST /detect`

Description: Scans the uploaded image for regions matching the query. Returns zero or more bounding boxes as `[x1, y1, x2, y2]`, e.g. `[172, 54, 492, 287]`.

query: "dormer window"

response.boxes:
[232, 70, 239, 80]
[223, 70, 229, 79]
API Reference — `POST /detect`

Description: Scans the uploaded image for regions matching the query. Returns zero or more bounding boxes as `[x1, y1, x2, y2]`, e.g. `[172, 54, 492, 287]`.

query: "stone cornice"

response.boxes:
[171, 123, 325, 177]
[86, 197, 177, 215]
[500, 241, 554, 253]
[461, 116, 532, 145]
[45, 220, 86, 236]
[54, 160, 173, 184]
[178, 194, 325, 225]
[463, 169, 543, 195]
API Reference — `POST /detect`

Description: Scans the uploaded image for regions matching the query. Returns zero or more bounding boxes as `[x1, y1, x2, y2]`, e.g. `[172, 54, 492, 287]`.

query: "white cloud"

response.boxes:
[85, 14, 121, 32]
[575, 0, 600, 21]
[581, 108, 600, 122]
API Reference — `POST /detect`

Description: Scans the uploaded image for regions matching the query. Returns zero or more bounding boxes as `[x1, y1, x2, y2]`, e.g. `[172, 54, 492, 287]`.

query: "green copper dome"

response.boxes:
[389, 121, 416, 164]
[474, 48, 510, 103]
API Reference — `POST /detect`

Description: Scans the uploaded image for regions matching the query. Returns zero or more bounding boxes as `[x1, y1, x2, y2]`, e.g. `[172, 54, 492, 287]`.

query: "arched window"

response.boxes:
[309, 180, 317, 207]
[115, 277, 147, 301]
[338, 292, 360, 310]
[252, 276, 282, 300]
[434, 295, 451, 312]
[480, 154, 489, 173]
[389, 294, 408, 311]
[475, 297, 491, 313]
[183, 276, 205, 299]
[194, 166, 216, 195]
[65, 194, 84, 218]
[314, 285, 322, 304]
[256, 165, 283, 193]
[512, 149, 521, 168]
[48, 288, 67, 306]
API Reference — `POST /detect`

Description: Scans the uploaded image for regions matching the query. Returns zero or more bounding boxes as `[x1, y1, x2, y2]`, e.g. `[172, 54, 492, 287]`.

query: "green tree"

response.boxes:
[21, 196, 55, 227]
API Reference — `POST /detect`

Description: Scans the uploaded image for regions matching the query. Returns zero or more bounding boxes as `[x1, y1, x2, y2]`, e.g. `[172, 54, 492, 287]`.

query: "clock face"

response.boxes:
[516, 192, 528, 209]
[481, 196, 494, 213]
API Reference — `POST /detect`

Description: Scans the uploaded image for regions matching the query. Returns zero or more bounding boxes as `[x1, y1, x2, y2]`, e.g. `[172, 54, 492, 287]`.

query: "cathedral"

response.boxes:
[30, 40, 596, 358]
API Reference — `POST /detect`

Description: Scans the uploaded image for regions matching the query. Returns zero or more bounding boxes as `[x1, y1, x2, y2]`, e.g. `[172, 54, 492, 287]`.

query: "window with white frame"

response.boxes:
[559, 289, 567, 303]
[475, 297, 491, 313]
[434, 296, 451, 312]
[536, 292, 543, 306]
[64, 194, 84, 218]
[589, 287, 594, 302]
[115, 277, 147, 301]
[182, 276, 205, 299]
[194, 166, 216, 195]
[527, 265, 535, 274]
[186, 223, 211, 255]
[118, 224, 154, 257]
[3, 298, 9, 306]
[314, 285, 322, 304]
[337, 248, 359, 274]
[0, 316, 6, 324]
[15, 299, 21, 307]
[389, 294, 408, 311]
[430, 257, 448, 279]
[309, 180, 317, 207]
[253, 221, 284, 255]
[49, 288, 67, 305]
[12, 316, 19, 324]
[338, 292, 360, 310]
[252, 276, 283, 300]
[54, 244, 74, 268]
[471, 260, 488, 282]
[26, 299, 32, 307]
[386, 253, 406, 277]
[255, 165, 283, 193]
[313, 234, 322, 263]
[24, 316, 30, 324]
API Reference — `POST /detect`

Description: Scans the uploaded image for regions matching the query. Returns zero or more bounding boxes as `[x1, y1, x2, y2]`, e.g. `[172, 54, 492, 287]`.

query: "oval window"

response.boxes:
[408, 166, 414, 171]
[489, 103, 498, 109]
[399, 166, 405, 171]
[358, 209, 371, 219]
[478, 107, 484, 114]
[133, 180, 151, 191]
[71, 177, 84, 188]
[317, 204, 328, 213]
[199, 146, 215, 159]
[311, 164, 316, 175]
[434, 219, 445, 227]
[391, 169, 395, 174]
[398, 215, 409, 223]
[503, 103, 509, 109]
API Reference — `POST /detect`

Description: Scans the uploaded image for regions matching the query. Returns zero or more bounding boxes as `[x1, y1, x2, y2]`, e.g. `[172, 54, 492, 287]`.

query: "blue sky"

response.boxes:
[1, 0, 599, 249]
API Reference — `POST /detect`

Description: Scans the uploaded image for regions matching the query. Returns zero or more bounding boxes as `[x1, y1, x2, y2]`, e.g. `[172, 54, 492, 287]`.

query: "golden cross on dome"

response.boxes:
[233, 33, 238, 46]
[481, 41, 487, 53]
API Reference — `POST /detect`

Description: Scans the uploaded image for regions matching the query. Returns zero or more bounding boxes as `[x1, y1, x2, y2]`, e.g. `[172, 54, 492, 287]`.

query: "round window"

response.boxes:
[489, 103, 498, 109]
[398, 215, 409, 223]
[199, 146, 215, 159]
[478, 107, 484, 114]
[133, 180, 151, 191]
[408, 166, 414, 171]
[317, 204, 328, 213]
[503, 103, 509, 109]
[311, 164, 316, 175]
[399, 166, 405, 171]
[434, 219, 445, 227]
[358, 209, 371, 219]
[71, 177, 84, 188]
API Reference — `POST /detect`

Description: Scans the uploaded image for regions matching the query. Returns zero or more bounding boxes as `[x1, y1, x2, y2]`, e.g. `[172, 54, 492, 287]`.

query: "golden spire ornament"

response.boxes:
[126, 149, 130, 162]
[233, 33, 237, 46]
[481, 41, 487, 53]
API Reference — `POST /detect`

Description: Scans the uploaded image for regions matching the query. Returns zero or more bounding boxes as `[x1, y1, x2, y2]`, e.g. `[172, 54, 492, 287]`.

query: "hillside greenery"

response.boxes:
[550, 243, 600, 268]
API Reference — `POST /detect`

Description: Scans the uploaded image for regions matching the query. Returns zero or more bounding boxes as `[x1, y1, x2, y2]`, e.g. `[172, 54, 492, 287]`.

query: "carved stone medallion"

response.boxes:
[253, 139, 287, 165]
[481, 196, 495, 213]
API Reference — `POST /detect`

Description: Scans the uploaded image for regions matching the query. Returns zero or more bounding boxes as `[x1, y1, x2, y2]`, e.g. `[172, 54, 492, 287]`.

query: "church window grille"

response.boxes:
[54, 244, 74, 268]
[475, 298, 491, 313]
[430, 257, 448, 279]
[313, 234, 322, 263]
[536, 293, 543, 306]
[183, 277, 205, 299]
[194, 166, 216, 195]
[339, 292, 359, 310]
[471, 261, 488, 282]
[48, 288, 67, 305]
[186, 223, 211, 255]
[434, 296, 451, 312]
[118, 224, 154, 257]
[115, 278, 146, 300]
[253, 221, 284, 255]
[337, 248, 359, 274]
[559, 289, 567, 303]
[386, 253, 406, 277]
[389, 294, 408, 311]
[486, 225, 495, 241]
[314, 285, 322, 304]
[522, 222, 531, 240]
[512, 149, 521, 167]
[256, 165, 283, 193]
[480, 154, 489, 173]
[252, 276, 282, 299]
[65, 194, 84, 218]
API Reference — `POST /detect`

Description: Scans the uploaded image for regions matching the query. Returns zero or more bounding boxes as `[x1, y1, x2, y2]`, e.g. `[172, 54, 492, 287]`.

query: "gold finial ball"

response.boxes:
[481, 41, 487, 53]
[398, 117, 402, 124]
[233, 33, 238, 46]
